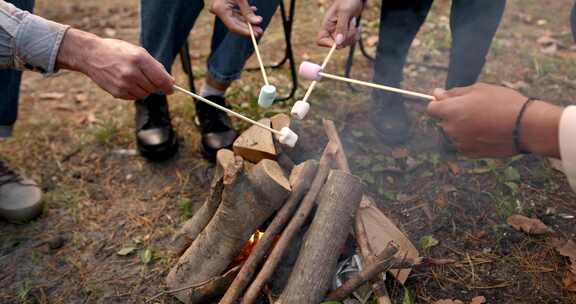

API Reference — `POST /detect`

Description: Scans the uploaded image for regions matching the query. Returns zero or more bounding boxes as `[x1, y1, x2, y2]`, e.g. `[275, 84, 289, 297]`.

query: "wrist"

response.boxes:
[56, 28, 100, 73]
[519, 101, 563, 158]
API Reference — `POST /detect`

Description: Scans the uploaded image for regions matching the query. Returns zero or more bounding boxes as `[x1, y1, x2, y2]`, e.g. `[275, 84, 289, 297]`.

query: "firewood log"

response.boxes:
[166, 158, 291, 304]
[170, 149, 235, 256]
[277, 170, 364, 304]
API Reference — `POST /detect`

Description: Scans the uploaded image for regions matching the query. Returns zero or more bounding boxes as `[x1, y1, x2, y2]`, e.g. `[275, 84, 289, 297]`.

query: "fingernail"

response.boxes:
[433, 88, 446, 98]
[335, 33, 345, 46]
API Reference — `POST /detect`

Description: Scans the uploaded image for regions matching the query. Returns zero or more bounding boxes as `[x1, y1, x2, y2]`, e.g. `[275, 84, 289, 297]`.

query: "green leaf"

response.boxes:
[179, 198, 194, 219]
[402, 287, 414, 304]
[419, 235, 439, 251]
[117, 246, 136, 256]
[505, 182, 519, 194]
[504, 167, 521, 181]
[140, 249, 153, 264]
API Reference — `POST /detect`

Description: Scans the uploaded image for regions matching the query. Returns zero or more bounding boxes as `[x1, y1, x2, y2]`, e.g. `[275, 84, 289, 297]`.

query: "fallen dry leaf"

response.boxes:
[552, 238, 576, 291]
[470, 296, 486, 304]
[507, 214, 552, 235]
[366, 35, 379, 47]
[433, 300, 464, 304]
[391, 147, 409, 159]
[447, 161, 461, 176]
[501, 80, 529, 90]
[39, 92, 65, 100]
[564, 274, 576, 292]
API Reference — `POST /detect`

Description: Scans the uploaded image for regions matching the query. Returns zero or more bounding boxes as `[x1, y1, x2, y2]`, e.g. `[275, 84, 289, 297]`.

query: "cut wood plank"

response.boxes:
[358, 196, 419, 283]
[270, 113, 291, 131]
[233, 118, 277, 163]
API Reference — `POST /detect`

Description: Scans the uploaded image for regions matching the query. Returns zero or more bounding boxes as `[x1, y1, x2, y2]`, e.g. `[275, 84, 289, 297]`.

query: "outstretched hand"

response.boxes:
[317, 0, 364, 48]
[57, 29, 174, 100]
[210, 0, 263, 37]
[427, 83, 563, 158]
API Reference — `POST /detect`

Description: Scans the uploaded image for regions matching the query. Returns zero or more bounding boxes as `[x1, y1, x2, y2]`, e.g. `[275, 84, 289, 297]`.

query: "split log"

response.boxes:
[219, 160, 319, 304]
[270, 113, 290, 131]
[166, 158, 291, 304]
[325, 244, 399, 302]
[323, 119, 419, 283]
[233, 118, 277, 163]
[355, 210, 392, 304]
[170, 150, 235, 256]
[277, 170, 364, 304]
[242, 143, 337, 304]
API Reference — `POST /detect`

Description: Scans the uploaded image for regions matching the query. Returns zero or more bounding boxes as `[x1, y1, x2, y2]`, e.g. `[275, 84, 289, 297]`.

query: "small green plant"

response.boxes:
[179, 198, 194, 219]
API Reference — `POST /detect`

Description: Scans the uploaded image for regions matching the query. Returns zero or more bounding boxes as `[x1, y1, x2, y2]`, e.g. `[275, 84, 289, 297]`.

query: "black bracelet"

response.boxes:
[512, 97, 537, 154]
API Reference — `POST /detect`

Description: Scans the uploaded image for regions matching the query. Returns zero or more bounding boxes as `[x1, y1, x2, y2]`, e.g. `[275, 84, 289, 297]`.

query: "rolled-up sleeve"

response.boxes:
[560, 105, 576, 192]
[0, 0, 69, 74]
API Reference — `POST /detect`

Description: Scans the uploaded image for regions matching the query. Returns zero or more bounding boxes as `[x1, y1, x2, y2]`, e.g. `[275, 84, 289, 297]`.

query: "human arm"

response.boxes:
[317, 0, 364, 48]
[0, 0, 174, 100]
[426, 83, 576, 191]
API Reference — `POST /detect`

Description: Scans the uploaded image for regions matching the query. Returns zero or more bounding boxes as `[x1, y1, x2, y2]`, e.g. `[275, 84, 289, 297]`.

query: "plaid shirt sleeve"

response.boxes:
[0, 0, 69, 74]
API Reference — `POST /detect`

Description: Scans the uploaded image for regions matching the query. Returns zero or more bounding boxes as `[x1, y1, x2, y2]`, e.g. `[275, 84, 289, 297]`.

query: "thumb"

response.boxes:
[432, 88, 448, 101]
[236, 0, 262, 24]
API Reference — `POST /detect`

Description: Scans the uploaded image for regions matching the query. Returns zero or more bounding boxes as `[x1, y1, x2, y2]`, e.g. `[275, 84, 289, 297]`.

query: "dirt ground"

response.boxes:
[1, 0, 576, 303]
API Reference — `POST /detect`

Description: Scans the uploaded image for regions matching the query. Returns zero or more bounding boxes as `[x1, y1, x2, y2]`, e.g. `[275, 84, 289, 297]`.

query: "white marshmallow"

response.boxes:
[258, 85, 277, 108]
[291, 100, 310, 120]
[277, 127, 298, 148]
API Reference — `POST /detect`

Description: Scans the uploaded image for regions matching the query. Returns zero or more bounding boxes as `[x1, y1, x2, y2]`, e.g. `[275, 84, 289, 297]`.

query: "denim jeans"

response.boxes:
[0, 0, 34, 138]
[140, 0, 280, 83]
[372, 0, 506, 105]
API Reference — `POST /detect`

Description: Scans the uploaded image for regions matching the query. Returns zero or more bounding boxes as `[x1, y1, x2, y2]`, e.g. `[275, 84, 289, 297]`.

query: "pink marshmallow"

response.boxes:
[299, 61, 322, 81]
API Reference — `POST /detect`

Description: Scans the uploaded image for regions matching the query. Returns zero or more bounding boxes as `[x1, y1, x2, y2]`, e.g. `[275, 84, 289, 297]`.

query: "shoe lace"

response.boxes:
[0, 160, 23, 186]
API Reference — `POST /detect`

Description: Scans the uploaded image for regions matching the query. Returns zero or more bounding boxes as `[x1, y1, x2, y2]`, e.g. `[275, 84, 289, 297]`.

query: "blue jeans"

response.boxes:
[372, 0, 506, 105]
[0, 0, 34, 138]
[140, 0, 279, 83]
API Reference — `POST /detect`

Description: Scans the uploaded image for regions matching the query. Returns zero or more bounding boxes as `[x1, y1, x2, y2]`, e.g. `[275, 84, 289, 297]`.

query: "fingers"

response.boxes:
[138, 53, 175, 95]
[235, 0, 262, 25]
[427, 99, 451, 120]
[335, 11, 352, 47]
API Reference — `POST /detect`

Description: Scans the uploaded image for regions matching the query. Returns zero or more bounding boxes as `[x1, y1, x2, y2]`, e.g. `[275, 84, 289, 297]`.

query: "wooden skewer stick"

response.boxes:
[174, 85, 281, 136]
[319, 72, 434, 101]
[247, 22, 269, 86]
[301, 42, 338, 103]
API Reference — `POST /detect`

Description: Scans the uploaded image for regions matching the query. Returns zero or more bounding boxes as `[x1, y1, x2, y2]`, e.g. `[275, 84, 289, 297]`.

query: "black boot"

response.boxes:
[194, 95, 238, 161]
[135, 93, 179, 161]
[370, 91, 410, 145]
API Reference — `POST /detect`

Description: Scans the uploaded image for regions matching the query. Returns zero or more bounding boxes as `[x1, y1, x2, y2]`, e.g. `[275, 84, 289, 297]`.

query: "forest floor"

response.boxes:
[1, 0, 576, 303]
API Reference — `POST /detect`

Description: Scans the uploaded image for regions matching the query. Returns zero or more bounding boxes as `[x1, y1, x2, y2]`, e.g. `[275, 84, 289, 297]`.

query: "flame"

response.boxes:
[249, 230, 265, 244]
[229, 230, 266, 269]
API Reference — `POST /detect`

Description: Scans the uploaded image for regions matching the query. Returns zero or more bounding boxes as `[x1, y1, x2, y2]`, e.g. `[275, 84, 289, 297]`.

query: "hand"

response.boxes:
[317, 0, 364, 48]
[57, 29, 175, 100]
[427, 83, 563, 158]
[210, 0, 263, 37]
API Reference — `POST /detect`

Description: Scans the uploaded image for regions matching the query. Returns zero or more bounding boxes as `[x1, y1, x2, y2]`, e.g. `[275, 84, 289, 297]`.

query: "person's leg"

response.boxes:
[0, 0, 43, 223]
[135, 0, 204, 161]
[446, 0, 506, 89]
[0, 0, 35, 138]
[370, 0, 434, 145]
[194, 0, 280, 160]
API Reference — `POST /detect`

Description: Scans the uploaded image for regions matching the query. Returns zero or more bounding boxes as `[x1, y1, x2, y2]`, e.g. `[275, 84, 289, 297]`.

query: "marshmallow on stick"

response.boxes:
[174, 85, 298, 147]
[291, 41, 338, 120]
[248, 23, 277, 108]
[299, 61, 435, 101]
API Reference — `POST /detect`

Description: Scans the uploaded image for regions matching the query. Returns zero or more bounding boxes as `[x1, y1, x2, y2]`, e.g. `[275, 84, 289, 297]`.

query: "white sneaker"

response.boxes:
[0, 161, 42, 223]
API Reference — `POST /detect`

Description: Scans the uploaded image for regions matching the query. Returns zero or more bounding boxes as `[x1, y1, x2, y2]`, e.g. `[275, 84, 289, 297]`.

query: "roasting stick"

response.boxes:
[320, 72, 433, 100]
[248, 22, 277, 108]
[247, 22, 269, 86]
[174, 85, 277, 134]
[291, 42, 338, 120]
[299, 61, 434, 101]
[302, 42, 337, 101]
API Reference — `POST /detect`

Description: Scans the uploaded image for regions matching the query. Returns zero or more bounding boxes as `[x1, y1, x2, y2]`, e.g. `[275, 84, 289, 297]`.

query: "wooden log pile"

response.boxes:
[162, 114, 420, 304]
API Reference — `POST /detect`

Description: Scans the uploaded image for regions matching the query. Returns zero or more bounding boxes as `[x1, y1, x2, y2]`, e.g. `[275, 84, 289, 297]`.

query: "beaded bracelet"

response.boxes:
[512, 97, 537, 154]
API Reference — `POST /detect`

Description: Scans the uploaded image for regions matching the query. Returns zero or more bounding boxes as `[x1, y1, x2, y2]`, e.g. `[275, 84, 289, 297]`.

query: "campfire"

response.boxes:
[162, 115, 420, 304]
